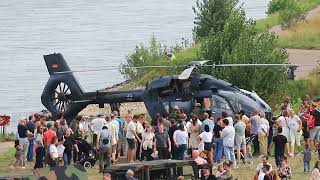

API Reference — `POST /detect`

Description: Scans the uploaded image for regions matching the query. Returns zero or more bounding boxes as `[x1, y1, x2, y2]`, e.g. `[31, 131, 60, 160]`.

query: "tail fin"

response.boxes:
[44, 53, 71, 75]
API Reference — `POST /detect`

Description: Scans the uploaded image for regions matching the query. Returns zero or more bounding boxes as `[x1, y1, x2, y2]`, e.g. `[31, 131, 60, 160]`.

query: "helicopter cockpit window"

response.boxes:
[212, 95, 231, 110]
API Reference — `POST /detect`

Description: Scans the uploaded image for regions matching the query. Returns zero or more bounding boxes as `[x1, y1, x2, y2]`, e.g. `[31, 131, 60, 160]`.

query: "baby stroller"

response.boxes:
[75, 136, 97, 170]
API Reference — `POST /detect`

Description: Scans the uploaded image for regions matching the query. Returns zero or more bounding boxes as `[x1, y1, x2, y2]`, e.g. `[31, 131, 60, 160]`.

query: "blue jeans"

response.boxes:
[176, 144, 187, 160]
[304, 161, 310, 172]
[27, 139, 34, 161]
[63, 151, 72, 166]
[224, 146, 235, 161]
[214, 138, 223, 163]
[275, 154, 282, 168]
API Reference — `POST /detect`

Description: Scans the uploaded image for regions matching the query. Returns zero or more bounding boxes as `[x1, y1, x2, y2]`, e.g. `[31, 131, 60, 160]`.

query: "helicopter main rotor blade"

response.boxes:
[53, 65, 186, 74]
[53, 62, 317, 75]
[208, 63, 315, 67]
[178, 66, 196, 80]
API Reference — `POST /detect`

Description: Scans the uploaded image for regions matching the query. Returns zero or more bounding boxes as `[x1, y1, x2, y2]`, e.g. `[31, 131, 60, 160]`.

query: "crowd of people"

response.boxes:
[11, 94, 320, 180]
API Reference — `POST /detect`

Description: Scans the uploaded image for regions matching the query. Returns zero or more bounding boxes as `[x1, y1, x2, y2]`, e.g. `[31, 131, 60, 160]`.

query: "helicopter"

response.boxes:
[41, 53, 303, 123]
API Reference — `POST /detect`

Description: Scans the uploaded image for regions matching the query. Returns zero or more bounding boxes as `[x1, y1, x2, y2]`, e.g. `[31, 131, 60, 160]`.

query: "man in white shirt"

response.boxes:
[220, 118, 236, 163]
[201, 113, 214, 132]
[126, 115, 141, 163]
[90, 114, 106, 148]
[255, 155, 272, 180]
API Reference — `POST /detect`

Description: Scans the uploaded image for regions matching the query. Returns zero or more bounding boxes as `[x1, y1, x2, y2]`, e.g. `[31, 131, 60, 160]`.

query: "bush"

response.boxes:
[267, 0, 290, 14]
[279, 0, 306, 29]
[119, 36, 191, 80]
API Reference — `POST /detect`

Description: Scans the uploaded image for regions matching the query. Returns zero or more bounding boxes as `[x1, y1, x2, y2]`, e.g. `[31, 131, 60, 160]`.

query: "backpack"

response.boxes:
[305, 113, 315, 129]
[101, 131, 110, 145]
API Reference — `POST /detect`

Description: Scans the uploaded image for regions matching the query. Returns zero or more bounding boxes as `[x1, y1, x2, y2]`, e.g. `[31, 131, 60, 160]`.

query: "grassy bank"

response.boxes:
[0, 135, 16, 142]
[256, 0, 320, 32]
[278, 15, 320, 49]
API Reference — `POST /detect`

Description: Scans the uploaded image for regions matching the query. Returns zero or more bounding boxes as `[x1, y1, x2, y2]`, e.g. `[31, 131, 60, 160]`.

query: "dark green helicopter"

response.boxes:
[41, 53, 300, 122]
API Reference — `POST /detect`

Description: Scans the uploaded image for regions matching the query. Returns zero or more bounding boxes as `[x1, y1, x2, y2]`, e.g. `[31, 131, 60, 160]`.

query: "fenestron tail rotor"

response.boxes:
[52, 82, 72, 112]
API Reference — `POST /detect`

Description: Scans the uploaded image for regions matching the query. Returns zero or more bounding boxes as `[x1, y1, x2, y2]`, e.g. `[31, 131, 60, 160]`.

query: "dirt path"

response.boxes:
[287, 49, 320, 79]
[266, 6, 320, 79]
[0, 141, 14, 153]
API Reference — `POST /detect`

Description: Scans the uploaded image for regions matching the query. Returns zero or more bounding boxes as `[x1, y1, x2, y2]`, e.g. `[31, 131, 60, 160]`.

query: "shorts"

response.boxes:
[235, 135, 246, 149]
[309, 126, 320, 141]
[127, 138, 136, 149]
[204, 142, 213, 151]
[303, 130, 309, 139]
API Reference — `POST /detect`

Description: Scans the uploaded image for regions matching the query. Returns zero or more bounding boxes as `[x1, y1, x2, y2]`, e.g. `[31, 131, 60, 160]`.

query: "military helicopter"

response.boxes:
[41, 53, 302, 122]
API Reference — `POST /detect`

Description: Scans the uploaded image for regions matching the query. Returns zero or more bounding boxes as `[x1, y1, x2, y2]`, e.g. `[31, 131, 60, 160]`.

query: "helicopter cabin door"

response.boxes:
[211, 95, 233, 120]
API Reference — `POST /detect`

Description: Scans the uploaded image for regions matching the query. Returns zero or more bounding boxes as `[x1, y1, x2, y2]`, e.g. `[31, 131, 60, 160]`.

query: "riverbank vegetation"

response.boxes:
[120, 0, 320, 109]
[0, 134, 16, 142]
[278, 15, 320, 49]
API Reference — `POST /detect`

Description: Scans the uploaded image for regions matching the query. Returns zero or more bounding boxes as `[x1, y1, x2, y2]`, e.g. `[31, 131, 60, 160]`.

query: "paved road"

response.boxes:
[288, 49, 320, 79]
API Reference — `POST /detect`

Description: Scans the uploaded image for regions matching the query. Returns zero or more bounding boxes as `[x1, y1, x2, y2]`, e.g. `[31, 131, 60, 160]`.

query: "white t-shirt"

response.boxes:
[258, 118, 269, 134]
[186, 119, 202, 130]
[142, 132, 155, 150]
[288, 115, 301, 131]
[256, 163, 272, 180]
[310, 168, 320, 180]
[277, 116, 290, 135]
[174, 130, 188, 145]
[49, 144, 58, 159]
[199, 132, 213, 143]
[126, 121, 136, 139]
[221, 126, 235, 147]
[136, 121, 144, 134]
[91, 118, 107, 135]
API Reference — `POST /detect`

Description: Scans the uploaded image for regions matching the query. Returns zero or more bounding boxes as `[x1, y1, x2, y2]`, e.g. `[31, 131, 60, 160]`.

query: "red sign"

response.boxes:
[0, 115, 10, 126]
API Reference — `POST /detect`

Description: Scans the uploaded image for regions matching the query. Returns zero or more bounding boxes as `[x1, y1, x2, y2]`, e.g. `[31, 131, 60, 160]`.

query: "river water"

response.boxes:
[0, 0, 269, 131]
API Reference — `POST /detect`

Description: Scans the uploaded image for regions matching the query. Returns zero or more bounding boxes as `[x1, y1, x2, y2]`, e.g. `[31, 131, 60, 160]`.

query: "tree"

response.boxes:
[198, 3, 289, 102]
[193, 0, 238, 41]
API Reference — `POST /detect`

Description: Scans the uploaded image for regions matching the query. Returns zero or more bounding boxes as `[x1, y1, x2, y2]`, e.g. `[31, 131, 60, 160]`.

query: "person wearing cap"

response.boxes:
[193, 103, 203, 121]
[90, 113, 106, 149]
[169, 106, 181, 121]
[97, 125, 112, 173]
[126, 169, 138, 180]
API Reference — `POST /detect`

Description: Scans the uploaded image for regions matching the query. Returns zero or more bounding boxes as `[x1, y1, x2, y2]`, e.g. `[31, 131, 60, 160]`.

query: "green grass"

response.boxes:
[255, 13, 280, 32]
[0, 135, 16, 142]
[277, 15, 320, 49]
[255, 0, 320, 33]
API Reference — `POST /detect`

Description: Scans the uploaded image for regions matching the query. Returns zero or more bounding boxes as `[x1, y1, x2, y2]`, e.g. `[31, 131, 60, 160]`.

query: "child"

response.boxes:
[246, 144, 253, 167]
[303, 144, 311, 173]
[12, 140, 24, 168]
[216, 164, 225, 178]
